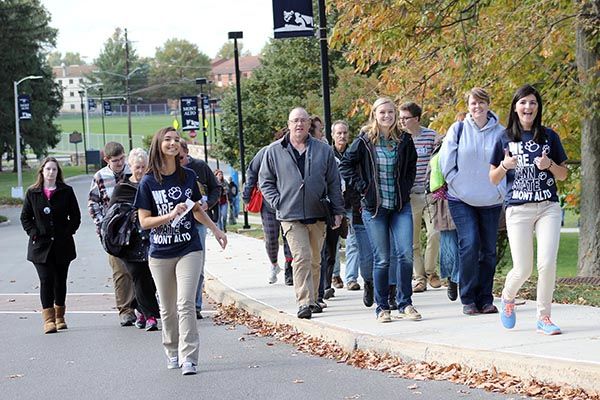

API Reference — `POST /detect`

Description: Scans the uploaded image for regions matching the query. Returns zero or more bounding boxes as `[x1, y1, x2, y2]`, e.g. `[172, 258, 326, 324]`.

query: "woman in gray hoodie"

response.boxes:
[439, 87, 506, 315]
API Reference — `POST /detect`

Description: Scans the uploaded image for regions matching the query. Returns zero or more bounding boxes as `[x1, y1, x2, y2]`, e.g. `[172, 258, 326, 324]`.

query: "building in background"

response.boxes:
[210, 56, 260, 87]
[52, 64, 96, 113]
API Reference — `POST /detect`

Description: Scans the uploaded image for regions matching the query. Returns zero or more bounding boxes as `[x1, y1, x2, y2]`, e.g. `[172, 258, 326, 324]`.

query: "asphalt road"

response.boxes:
[0, 175, 512, 399]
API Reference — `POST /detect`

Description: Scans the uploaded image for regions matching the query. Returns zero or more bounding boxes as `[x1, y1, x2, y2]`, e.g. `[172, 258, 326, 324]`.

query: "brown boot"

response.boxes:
[55, 305, 67, 330]
[42, 308, 57, 334]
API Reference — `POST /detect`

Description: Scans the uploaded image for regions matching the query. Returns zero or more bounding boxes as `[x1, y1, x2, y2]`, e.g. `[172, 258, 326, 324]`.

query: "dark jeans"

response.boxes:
[318, 226, 340, 300]
[362, 204, 413, 314]
[122, 260, 160, 318]
[33, 261, 70, 309]
[448, 200, 501, 308]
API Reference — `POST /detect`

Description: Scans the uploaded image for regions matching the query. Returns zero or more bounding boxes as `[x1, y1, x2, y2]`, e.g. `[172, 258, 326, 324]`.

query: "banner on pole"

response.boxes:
[88, 98, 96, 112]
[18, 95, 32, 120]
[273, 0, 314, 39]
[180, 96, 200, 131]
[103, 100, 112, 116]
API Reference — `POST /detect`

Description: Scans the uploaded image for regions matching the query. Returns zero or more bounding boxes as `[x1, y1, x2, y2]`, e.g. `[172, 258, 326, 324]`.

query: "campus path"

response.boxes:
[203, 226, 600, 393]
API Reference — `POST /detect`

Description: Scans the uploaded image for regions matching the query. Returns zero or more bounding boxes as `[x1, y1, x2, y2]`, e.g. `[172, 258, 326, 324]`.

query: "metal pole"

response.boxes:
[100, 88, 106, 146]
[84, 89, 91, 148]
[230, 33, 250, 229]
[13, 81, 23, 192]
[79, 93, 88, 174]
[200, 92, 208, 163]
[125, 28, 133, 151]
[317, 0, 332, 144]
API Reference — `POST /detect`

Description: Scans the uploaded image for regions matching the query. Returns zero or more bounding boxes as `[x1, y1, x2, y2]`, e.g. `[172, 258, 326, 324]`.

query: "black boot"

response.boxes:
[447, 280, 458, 301]
[388, 285, 398, 310]
[363, 281, 374, 307]
[284, 261, 293, 286]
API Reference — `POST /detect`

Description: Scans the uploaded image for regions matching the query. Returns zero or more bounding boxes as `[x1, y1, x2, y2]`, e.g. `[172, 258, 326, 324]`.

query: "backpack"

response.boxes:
[427, 121, 463, 193]
[100, 202, 137, 257]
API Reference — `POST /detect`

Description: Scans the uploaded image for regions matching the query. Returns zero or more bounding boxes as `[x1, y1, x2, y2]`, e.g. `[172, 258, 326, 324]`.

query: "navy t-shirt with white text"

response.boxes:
[490, 128, 567, 206]
[134, 167, 202, 258]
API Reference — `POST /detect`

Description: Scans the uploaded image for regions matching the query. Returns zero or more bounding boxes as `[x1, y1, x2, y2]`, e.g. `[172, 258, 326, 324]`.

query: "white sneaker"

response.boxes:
[268, 264, 281, 284]
[181, 361, 197, 375]
[167, 356, 179, 369]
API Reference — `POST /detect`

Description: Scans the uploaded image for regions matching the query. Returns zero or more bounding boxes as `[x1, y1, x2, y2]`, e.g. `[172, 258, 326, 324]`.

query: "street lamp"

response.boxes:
[78, 90, 89, 174]
[99, 87, 106, 146]
[209, 98, 220, 169]
[13, 75, 43, 198]
[195, 77, 208, 163]
[228, 31, 250, 229]
[93, 67, 141, 151]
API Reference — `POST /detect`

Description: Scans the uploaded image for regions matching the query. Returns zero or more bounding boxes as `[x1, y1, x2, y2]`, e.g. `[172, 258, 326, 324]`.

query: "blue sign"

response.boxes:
[180, 96, 199, 131]
[18, 95, 32, 120]
[103, 100, 112, 116]
[88, 98, 96, 112]
[273, 0, 314, 39]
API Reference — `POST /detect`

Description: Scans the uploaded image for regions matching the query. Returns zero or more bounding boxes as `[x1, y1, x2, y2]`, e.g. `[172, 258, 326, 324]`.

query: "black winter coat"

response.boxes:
[339, 131, 417, 215]
[20, 182, 81, 264]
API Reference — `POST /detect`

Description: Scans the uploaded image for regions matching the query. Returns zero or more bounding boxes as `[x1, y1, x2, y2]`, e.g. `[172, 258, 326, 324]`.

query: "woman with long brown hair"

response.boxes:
[20, 157, 81, 334]
[134, 127, 227, 375]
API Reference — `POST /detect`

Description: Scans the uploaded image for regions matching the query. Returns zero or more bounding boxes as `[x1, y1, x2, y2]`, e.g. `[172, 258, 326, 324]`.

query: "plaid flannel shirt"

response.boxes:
[88, 164, 130, 234]
[375, 138, 397, 210]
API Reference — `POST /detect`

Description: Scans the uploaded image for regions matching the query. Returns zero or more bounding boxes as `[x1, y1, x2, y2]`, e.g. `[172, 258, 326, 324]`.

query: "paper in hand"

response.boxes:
[171, 198, 196, 228]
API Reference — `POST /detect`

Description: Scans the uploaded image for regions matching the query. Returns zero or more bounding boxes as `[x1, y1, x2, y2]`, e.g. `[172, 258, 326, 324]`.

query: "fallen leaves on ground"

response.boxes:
[6, 374, 24, 379]
[213, 303, 600, 400]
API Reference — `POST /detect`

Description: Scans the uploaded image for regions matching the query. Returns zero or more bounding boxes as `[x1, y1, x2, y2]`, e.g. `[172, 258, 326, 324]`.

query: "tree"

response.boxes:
[145, 38, 211, 101]
[63, 51, 86, 65]
[92, 28, 148, 98]
[216, 41, 251, 59]
[575, 0, 600, 276]
[47, 50, 62, 66]
[0, 0, 62, 171]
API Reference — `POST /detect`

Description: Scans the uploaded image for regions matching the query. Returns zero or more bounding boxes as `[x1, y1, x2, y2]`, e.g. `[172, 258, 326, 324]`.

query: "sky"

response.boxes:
[41, 0, 275, 62]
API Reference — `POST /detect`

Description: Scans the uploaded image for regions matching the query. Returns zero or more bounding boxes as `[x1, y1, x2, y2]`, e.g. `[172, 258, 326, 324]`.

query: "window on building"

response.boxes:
[79, 78, 84, 84]
[217, 74, 221, 82]
[70, 92, 74, 97]
[69, 79, 73, 84]
[57, 79, 62, 85]
[228, 73, 233, 81]
[243, 72, 248, 78]
[70, 104, 75, 110]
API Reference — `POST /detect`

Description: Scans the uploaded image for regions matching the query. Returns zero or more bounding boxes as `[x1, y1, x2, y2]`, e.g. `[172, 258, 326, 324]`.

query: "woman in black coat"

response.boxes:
[20, 157, 81, 334]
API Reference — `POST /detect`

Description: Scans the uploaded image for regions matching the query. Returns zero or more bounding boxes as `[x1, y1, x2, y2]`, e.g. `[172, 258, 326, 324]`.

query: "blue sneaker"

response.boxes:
[500, 299, 516, 329]
[536, 316, 561, 335]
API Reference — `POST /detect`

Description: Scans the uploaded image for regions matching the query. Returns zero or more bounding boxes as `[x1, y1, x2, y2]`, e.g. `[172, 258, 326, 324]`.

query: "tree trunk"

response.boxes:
[575, 0, 600, 277]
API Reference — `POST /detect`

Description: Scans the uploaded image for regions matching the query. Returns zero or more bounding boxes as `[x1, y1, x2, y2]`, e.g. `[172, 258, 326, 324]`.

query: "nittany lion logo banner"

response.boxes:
[273, 0, 314, 39]
[180, 96, 200, 132]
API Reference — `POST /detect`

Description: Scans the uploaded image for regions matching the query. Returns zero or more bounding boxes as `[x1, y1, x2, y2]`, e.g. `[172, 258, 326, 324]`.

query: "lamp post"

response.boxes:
[78, 90, 89, 174]
[195, 77, 208, 162]
[99, 87, 106, 146]
[93, 67, 141, 151]
[209, 98, 220, 169]
[228, 31, 250, 229]
[13, 75, 43, 198]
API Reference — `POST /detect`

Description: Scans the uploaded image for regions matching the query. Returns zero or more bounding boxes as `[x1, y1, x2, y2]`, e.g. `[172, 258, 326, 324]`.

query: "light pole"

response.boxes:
[228, 31, 250, 229]
[195, 77, 208, 162]
[13, 75, 43, 198]
[78, 90, 88, 174]
[209, 98, 220, 169]
[93, 67, 141, 151]
[99, 87, 106, 146]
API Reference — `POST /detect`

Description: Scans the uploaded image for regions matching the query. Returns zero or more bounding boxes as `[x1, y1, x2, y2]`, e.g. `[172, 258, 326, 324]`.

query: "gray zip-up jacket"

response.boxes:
[439, 111, 506, 207]
[259, 134, 344, 222]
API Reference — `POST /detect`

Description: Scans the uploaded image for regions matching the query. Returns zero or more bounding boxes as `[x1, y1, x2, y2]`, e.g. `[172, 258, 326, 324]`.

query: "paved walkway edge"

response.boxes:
[205, 273, 600, 392]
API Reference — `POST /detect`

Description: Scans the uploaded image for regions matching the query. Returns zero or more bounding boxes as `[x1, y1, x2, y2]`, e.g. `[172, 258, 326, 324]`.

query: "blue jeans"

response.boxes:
[362, 204, 413, 314]
[218, 203, 228, 232]
[344, 210, 360, 283]
[195, 224, 207, 311]
[353, 221, 373, 283]
[439, 229, 459, 284]
[448, 200, 501, 308]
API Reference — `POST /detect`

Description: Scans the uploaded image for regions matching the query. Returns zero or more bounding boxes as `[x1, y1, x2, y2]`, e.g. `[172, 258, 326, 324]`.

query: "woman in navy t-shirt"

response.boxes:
[489, 84, 568, 336]
[135, 127, 227, 375]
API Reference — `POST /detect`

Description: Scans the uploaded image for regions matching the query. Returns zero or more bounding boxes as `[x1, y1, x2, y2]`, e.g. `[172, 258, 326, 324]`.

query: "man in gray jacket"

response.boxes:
[259, 107, 344, 319]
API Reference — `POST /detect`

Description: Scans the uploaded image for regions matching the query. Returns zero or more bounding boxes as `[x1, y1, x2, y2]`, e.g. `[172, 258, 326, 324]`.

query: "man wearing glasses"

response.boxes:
[88, 141, 136, 326]
[259, 107, 344, 319]
[399, 102, 441, 293]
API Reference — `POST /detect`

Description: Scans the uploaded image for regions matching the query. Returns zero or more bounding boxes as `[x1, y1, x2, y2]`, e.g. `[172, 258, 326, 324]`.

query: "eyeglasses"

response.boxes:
[288, 118, 309, 124]
[108, 156, 125, 164]
[398, 116, 418, 122]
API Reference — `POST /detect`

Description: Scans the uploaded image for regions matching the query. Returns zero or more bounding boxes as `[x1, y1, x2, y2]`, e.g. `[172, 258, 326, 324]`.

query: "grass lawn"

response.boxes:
[0, 165, 86, 199]
[56, 114, 177, 136]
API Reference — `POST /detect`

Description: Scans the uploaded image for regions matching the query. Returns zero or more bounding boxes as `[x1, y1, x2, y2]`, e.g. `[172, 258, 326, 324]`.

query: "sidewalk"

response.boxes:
[203, 232, 599, 393]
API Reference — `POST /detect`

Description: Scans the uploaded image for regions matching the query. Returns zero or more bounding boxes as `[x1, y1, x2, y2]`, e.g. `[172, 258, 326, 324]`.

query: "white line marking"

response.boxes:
[0, 293, 115, 296]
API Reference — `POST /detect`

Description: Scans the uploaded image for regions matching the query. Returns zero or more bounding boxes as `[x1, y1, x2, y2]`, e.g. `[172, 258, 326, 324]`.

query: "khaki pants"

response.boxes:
[502, 201, 561, 318]
[281, 221, 326, 306]
[411, 192, 440, 284]
[108, 255, 135, 317]
[149, 251, 203, 365]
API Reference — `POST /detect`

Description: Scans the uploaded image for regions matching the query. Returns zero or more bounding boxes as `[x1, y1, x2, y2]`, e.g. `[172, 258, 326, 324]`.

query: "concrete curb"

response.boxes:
[0, 219, 10, 227]
[204, 272, 600, 393]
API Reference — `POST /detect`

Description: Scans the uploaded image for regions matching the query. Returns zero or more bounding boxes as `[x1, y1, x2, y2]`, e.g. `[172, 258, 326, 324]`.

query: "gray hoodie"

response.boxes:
[439, 112, 506, 207]
[259, 134, 344, 222]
